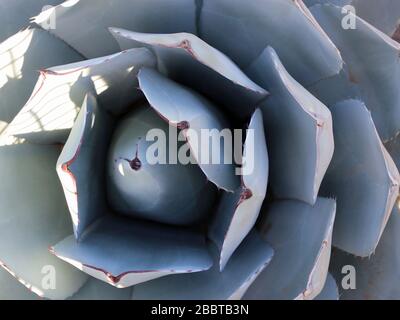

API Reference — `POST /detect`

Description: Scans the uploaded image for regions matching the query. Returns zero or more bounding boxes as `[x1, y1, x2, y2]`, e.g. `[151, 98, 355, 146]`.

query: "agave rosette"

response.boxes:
[0, 0, 400, 300]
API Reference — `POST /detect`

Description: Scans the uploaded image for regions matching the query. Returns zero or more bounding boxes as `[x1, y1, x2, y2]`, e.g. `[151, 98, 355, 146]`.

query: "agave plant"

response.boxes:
[1, 0, 400, 301]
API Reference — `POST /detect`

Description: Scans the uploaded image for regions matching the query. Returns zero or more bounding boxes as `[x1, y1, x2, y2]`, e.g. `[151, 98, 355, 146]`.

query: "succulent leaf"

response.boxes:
[131, 231, 274, 300]
[0, 142, 88, 299]
[52, 215, 213, 288]
[246, 47, 334, 205]
[200, 0, 343, 86]
[70, 278, 133, 300]
[306, 0, 400, 40]
[329, 204, 400, 299]
[33, 0, 198, 58]
[1, 48, 156, 145]
[310, 3, 400, 142]
[320, 99, 400, 257]
[209, 109, 268, 270]
[350, 0, 400, 41]
[106, 104, 217, 226]
[0, 28, 82, 131]
[1, 0, 400, 301]
[306, 67, 361, 108]
[109, 28, 268, 119]
[0, 0, 65, 43]
[138, 67, 240, 192]
[243, 198, 336, 300]
[57, 94, 114, 239]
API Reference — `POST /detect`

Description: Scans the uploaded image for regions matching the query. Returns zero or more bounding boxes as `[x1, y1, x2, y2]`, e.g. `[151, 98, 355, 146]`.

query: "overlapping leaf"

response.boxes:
[310, 3, 400, 141]
[1, 48, 156, 145]
[330, 204, 400, 299]
[306, 0, 400, 40]
[320, 100, 399, 257]
[33, 0, 198, 58]
[246, 47, 334, 205]
[244, 198, 336, 300]
[70, 278, 132, 300]
[110, 28, 268, 119]
[138, 68, 240, 192]
[200, 0, 343, 86]
[52, 215, 213, 288]
[57, 94, 113, 239]
[0, 28, 82, 132]
[0, 142, 87, 299]
[0, 0, 64, 42]
[209, 109, 268, 270]
[107, 103, 217, 226]
[132, 231, 273, 300]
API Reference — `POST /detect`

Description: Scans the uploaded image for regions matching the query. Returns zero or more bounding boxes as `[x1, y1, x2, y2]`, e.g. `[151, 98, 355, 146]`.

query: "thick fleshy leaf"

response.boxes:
[34, 0, 197, 58]
[330, 204, 400, 300]
[314, 273, 339, 300]
[0, 142, 87, 299]
[131, 231, 274, 300]
[320, 100, 400, 257]
[0, 28, 82, 128]
[200, 0, 343, 86]
[241, 109, 269, 198]
[52, 215, 213, 288]
[107, 104, 217, 226]
[310, 3, 400, 142]
[246, 47, 334, 205]
[138, 68, 240, 192]
[110, 28, 268, 119]
[313, 0, 400, 39]
[0, 266, 39, 300]
[306, 66, 361, 108]
[243, 198, 336, 300]
[350, 1, 400, 39]
[70, 278, 132, 300]
[1, 48, 156, 145]
[209, 109, 268, 270]
[0, 0, 64, 43]
[57, 94, 114, 239]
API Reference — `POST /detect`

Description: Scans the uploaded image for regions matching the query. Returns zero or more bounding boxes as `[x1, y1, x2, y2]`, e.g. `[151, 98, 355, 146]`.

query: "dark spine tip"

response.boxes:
[129, 157, 142, 171]
[107, 273, 122, 284]
[236, 187, 253, 209]
[179, 39, 191, 50]
[240, 188, 253, 202]
[177, 121, 190, 130]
